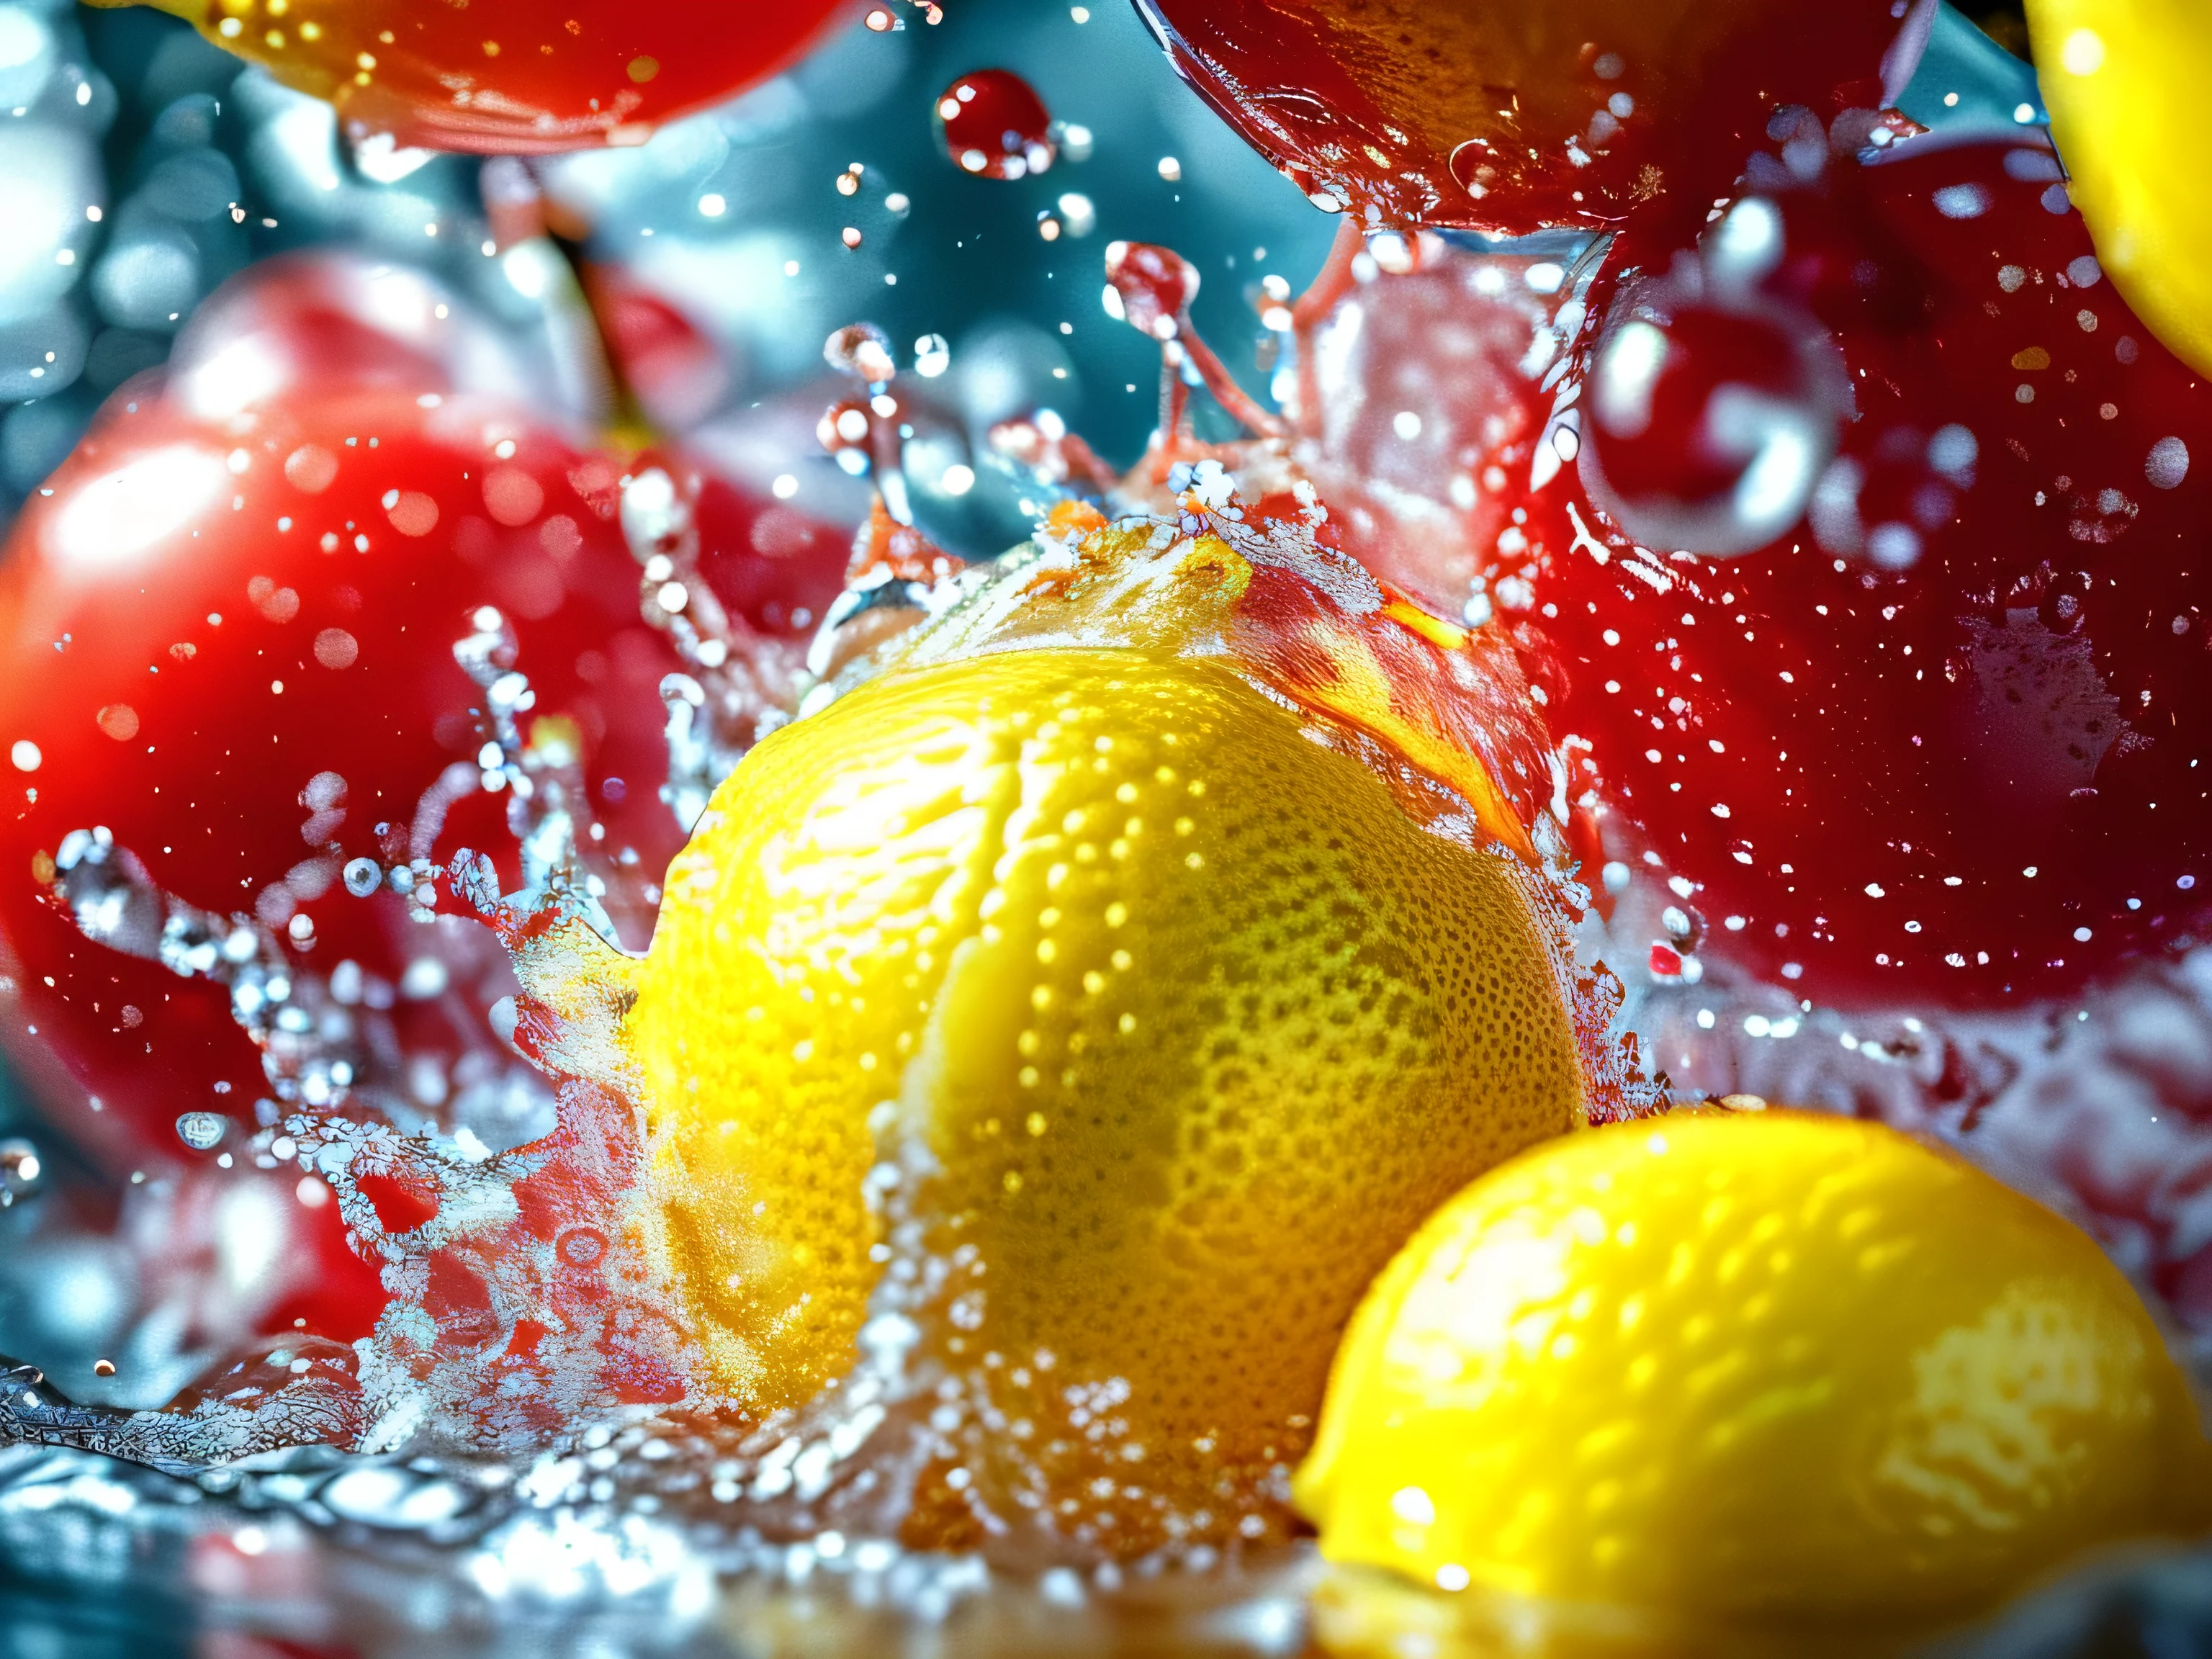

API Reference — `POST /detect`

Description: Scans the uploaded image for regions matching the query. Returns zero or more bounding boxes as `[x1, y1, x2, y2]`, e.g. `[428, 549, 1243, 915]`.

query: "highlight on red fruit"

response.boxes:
[1132, 0, 1917, 235]
[166, 251, 556, 421]
[0, 245, 714, 1348]
[1514, 137, 2212, 1003]
[935, 68, 1055, 181]
[95, 0, 855, 153]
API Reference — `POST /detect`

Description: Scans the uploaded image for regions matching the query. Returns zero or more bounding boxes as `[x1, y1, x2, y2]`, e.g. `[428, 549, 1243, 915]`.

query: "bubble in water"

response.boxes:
[174, 1111, 228, 1151]
[934, 69, 1053, 181]
[2147, 436, 2190, 490]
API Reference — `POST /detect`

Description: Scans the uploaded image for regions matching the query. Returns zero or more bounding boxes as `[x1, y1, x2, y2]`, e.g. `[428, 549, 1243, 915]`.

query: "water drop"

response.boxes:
[175, 1111, 227, 1151]
[935, 69, 1053, 181]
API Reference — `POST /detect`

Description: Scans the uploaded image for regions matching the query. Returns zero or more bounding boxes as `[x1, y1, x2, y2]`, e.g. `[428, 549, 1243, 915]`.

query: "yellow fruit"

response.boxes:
[2028, 0, 2212, 377]
[616, 644, 1590, 1550]
[1296, 1110, 2212, 1653]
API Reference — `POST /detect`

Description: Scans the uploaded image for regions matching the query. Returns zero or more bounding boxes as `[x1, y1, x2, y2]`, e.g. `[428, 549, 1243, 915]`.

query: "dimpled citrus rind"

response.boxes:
[623, 647, 1590, 1542]
[1297, 1111, 2212, 1638]
[2028, 0, 2212, 378]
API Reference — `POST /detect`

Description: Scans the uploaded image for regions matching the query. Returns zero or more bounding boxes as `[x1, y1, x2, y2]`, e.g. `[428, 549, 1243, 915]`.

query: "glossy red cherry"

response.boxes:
[1514, 138, 2212, 1003]
[1133, 0, 1912, 235]
[0, 382, 688, 1332]
[96, 0, 850, 153]
[935, 68, 1055, 181]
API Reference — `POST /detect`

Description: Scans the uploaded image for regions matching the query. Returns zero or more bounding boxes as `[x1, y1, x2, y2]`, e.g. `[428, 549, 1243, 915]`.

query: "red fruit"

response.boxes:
[1132, 0, 1912, 235]
[935, 68, 1055, 181]
[686, 464, 850, 639]
[168, 251, 551, 422]
[102, 0, 851, 153]
[582, 264, 731, 433]
[1516, 138, 2212, 1002]
[0, 385, 683, 1241]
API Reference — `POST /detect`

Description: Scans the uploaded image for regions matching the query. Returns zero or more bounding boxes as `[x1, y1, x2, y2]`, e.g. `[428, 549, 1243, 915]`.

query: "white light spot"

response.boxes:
[2060, 29, 2104, 75]
[50, 446, 230, 573]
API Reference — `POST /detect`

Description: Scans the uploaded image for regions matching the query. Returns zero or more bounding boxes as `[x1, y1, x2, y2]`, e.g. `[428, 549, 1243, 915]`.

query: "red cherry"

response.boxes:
[1516, 138, 2212, 1002]
[167, 251, 551, 421]
[0, 384, 691, 1333]
[1132, 0, 1911, 235]
[685, 464, 849, 639]
[114, 0, 851, 153]
[935, 68, 1055, 181]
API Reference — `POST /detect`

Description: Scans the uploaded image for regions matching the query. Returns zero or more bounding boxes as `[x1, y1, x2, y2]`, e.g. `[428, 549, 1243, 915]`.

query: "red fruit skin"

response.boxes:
[122, 0, 851, 154]
[1517, 140, 2212, 1004]
[1132, 0, 1907, 236]
[168, 251, 552, 423]
[936, 68, 1055, 181]
[0, 387, 682, 1182]
[687, 465, 851, 639]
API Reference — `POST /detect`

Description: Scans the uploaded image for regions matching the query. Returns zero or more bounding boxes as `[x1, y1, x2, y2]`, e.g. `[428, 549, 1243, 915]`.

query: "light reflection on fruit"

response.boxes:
[1300, 1110, 2212, 1654]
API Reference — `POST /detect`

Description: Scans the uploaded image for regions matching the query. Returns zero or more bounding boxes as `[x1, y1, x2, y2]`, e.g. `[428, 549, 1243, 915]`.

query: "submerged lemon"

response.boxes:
[620, 644, 1590, 1546]
[2028, 0, 2212, 377]
[1297, 1110, 2212, 1653]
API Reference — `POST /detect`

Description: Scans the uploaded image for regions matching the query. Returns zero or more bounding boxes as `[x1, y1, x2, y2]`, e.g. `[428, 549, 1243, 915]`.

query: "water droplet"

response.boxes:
[934, 69, 1053, 181]
[175, 1111, 227, 1151]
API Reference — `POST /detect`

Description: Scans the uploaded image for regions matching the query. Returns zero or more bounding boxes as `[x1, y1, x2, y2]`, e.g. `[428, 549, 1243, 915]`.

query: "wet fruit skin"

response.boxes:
[1133, 0, 1904, 235]
[1298, 1110, 2212, 1649]
[614, 644, 1590, 1548]
[92, 0, 848, 153]
[0, 382, 681, 1340]
[2028, 0, 2212, 382]
[1517, 140, 2212, 1003]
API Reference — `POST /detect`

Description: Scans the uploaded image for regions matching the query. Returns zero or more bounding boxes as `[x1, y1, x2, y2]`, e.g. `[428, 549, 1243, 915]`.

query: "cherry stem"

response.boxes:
[1177, 321, 1290, 440]
[1290, 217, 1364, 440]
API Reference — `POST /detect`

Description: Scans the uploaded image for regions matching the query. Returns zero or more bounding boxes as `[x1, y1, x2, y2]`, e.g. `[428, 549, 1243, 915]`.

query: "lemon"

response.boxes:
[1295, 1110, 2212, 1652]
[2028, 0, 2212, 377]
[616, 643, 1589, 1548]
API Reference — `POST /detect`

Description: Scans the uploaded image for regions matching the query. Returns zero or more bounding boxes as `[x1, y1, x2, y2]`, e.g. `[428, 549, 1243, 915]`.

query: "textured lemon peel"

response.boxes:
[818, 508, 1552, 866]
[1296, 1110, 2212, 1653]
[606, 646, 1596, 1552]
[2027, 0, 2212, 379]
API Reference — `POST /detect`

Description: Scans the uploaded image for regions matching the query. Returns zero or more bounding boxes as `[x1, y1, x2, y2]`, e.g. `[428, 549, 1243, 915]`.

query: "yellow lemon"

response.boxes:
[619, 644, 1590, 1549]
[1296, 1110, 2212, 1653]
[2028, 0, 2212, 377]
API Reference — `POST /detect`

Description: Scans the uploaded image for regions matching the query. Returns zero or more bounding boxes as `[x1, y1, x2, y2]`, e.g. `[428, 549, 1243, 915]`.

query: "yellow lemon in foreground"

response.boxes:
[1297, 1110, 2212, 1653]
[2028, 0, 2212, 376]
[621, 646, 1591, 1549]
